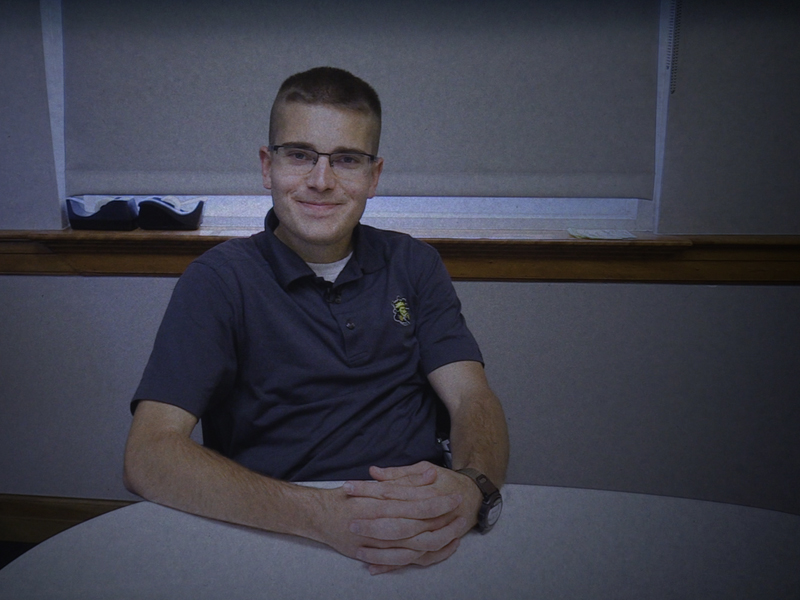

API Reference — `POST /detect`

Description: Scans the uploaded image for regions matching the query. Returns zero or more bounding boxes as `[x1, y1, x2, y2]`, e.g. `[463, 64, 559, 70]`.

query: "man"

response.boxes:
[124, 66, 509, 575]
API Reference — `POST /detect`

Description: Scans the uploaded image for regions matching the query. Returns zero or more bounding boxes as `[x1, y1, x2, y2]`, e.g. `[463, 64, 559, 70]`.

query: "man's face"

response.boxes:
[259, 102, 383, 263]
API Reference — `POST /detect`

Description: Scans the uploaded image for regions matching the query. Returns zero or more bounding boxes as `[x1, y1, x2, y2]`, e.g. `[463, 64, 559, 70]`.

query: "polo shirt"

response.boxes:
[132, 210, 483, 481]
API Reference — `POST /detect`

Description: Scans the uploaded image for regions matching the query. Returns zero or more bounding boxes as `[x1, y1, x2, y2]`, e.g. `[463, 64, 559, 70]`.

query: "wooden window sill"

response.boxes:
[1, 229, 799, 284]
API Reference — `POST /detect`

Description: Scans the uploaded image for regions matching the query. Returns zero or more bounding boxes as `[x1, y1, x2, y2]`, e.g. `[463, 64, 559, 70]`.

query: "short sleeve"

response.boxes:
[412, 244, 483, 374]
[131, 261, 239, 417]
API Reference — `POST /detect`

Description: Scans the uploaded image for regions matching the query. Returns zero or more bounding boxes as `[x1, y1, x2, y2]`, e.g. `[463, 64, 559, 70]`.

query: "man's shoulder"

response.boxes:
[192, 234, 265, 272]
[179, 233, 274, 291]
[359, 224, 438, 262]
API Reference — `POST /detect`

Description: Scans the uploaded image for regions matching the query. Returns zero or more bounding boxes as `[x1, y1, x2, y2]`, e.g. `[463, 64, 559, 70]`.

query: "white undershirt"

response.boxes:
[306, 253, 353, 283]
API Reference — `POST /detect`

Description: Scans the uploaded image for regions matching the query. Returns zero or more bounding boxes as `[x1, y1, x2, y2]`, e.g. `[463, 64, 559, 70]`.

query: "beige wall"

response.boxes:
[2, 276, 798, 515]
[1, 1, 799, 514]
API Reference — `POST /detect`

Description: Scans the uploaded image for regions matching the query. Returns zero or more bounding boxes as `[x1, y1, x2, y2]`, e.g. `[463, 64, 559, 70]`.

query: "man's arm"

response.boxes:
[343, 360, 509, 573]
[123, 400, 464, 568]
[428, 360, 509, 486]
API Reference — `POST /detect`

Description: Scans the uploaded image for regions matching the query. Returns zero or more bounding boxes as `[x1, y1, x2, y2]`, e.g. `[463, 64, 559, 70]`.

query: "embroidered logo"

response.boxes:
[392, 296, 412, 326]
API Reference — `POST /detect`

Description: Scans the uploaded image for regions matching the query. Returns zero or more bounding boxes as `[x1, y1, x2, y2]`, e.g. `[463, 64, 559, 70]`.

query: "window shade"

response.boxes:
[63, 0, 658, 199]
[660, 1, 800, 234]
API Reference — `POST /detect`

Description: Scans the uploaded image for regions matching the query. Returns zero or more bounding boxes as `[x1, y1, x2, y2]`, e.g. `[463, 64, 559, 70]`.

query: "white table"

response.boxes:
[1, 484, 799, 599]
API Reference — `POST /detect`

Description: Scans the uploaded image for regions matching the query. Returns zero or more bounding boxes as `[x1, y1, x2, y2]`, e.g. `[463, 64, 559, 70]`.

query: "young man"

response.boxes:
[124, 67, 509, 575]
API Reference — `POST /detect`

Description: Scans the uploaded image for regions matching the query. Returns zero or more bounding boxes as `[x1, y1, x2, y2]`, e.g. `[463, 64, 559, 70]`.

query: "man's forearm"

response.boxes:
[427, 361, 509, 487]
[353, 360, 509, 546]
[123, 401, 464, 570]
[123, 425, 325, 540]
[447, 386, 509, 487]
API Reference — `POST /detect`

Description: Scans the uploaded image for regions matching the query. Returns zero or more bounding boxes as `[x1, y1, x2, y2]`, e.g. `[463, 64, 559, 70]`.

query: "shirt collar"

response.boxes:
[337, 222, 386, 285]
[255, 209, 386, 289]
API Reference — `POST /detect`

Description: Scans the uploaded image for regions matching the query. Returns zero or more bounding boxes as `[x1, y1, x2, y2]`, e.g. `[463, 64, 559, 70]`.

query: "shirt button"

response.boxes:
[346, 319, 356, 330]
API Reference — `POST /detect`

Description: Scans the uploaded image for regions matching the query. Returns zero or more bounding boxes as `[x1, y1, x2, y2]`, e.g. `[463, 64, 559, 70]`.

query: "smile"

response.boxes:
[297, 201, 341, 213]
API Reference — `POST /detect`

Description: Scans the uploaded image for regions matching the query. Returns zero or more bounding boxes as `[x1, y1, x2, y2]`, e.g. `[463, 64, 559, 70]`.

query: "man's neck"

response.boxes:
[307, 252, 353, 283]
[273, 225, 353, 264]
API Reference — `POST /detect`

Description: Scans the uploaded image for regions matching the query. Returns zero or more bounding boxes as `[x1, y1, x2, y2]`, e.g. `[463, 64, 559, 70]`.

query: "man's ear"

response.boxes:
[367, 157, 384, 199]
[259, 146, 273, 190]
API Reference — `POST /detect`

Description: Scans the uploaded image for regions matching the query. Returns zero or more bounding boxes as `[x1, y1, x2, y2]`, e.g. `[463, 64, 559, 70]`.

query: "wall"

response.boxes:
[1, 276, 798, 515]
[0, 0, 61, 229]
[460, 282, 800, 515]
[1, 1, 799, 516]
[659, 1, 800, 233]
[3, 1, 797, 233]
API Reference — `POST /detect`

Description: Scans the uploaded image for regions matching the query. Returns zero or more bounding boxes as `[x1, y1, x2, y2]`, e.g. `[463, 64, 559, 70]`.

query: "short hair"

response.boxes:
[269, 67, 382, 147]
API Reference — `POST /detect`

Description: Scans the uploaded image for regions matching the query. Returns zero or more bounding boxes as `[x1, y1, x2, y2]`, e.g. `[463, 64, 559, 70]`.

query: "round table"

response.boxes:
[1, 484, 798, 599]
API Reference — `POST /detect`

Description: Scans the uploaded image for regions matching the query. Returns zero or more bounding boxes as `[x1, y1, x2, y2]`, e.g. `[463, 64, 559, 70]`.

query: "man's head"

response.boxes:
[260, 67, 384, 264]
[269, 67, 382, 154]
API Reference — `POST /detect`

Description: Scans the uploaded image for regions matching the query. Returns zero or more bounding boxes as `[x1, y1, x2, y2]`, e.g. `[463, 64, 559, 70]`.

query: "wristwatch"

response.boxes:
[457, 468, 502, 533]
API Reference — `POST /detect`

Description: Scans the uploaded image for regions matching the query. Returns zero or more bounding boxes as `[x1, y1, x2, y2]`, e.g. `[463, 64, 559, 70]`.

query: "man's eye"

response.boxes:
[285, 149, 314, 161]
[332, 154, 364, 167]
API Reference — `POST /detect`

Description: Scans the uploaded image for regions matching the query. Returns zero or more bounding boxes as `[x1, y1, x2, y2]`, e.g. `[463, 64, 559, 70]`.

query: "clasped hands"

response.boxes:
[321, 461, 481, 575]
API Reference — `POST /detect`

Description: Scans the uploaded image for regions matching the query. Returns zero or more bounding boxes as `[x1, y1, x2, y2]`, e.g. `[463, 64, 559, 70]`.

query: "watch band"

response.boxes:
[457, 468, 503, 533]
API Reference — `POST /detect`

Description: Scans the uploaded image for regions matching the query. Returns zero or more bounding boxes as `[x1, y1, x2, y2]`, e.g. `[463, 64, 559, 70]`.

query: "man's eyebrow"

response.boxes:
[280, 142, 372, 155]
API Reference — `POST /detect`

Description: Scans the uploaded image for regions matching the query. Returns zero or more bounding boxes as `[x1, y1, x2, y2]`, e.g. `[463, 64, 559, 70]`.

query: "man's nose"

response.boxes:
[306, 156, 336, 190]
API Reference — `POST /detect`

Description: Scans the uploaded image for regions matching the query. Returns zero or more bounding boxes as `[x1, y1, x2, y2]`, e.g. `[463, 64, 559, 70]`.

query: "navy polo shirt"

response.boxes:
[133, 210, 483, 481]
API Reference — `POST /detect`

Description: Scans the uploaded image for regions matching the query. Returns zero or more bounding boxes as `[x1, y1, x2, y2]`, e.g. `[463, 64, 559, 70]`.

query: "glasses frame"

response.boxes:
[269, 145, 377, 177]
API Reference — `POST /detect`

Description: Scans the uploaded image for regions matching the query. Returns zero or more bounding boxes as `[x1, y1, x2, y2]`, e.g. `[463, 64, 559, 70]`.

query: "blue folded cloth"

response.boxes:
[66, 197, 138, 231]
[137, 198, 204, 230]
[65, 196, 204, 231]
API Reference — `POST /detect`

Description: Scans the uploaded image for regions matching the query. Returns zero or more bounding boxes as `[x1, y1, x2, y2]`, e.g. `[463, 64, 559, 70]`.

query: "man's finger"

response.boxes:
[340, 492, 462, 524]
[356, 545, 422, 567]
[363, 537, 462, 574]
[354, 515, 468, 552]
[412, 537, 462, 567]
[366, 493, 461, 520]
[367, 564, 404, 576]
[342, 479, 438, 500]
[350, 513, 459, 541]
[405, 516, 468, 551]
[369, 462, 437, 483]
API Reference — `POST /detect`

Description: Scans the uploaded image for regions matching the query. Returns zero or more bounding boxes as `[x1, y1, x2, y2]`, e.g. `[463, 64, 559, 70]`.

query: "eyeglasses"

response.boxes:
[270, 145, 377, 179]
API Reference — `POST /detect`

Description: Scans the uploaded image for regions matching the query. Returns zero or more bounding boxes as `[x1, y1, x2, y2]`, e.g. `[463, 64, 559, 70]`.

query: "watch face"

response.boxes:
[486, 495, 503, 526]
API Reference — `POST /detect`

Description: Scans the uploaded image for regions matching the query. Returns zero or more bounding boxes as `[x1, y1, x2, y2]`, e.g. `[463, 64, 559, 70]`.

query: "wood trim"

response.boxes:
[2, 229, 800, 283]
[0, 494, 135, 544]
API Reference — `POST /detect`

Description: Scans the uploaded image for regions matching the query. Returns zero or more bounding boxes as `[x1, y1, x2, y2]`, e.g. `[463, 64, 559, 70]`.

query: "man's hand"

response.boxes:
[335, 361, 509, 574]
[338, 461, 482, 574]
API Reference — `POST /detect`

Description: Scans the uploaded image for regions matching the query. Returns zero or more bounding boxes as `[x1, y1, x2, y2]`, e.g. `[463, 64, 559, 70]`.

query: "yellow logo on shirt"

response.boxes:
[392, 296, 412, 326]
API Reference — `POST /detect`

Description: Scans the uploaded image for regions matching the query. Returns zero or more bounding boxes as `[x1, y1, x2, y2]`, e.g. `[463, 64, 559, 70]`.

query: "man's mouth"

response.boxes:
[298, 200, 341, 212]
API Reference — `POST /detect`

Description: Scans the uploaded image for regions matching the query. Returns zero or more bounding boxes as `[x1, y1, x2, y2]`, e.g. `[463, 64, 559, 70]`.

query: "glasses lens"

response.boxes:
[274, 146, 373, 178]
[276, 147, 316, 172]
[330, 153, 370, 171]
